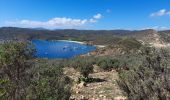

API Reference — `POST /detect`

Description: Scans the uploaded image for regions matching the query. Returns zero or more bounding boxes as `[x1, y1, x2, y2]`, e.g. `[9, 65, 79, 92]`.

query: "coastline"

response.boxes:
[95, 45, 106, 48]
[57, 40, 85, 44]
[57, 40, 106, 48]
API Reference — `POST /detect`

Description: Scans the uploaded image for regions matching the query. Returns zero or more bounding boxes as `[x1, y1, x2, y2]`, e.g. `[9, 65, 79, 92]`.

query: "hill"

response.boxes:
[0, 27, 169, 46]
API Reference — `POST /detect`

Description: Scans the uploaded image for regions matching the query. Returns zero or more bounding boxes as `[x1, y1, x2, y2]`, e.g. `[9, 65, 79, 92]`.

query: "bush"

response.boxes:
[70, 57, 94, 82]
[97, 57, 120, 71]
[0, 41, 35, 99]
[118, 46, 170, 100]
[77, 61, 94, 78]
[117, 37, 142, 53]
[26, 65, 72, 100]
[68, 56, 96, 68]
[0, 41, 72, 100]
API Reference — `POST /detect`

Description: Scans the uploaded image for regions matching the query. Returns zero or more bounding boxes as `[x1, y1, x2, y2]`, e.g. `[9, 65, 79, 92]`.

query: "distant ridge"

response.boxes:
[31, 27, 49, 30]
[0, 27, 169, 46]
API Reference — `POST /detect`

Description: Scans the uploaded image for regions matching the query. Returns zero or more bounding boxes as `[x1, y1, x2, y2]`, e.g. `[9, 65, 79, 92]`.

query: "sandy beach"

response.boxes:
[57, 40, 86, 44]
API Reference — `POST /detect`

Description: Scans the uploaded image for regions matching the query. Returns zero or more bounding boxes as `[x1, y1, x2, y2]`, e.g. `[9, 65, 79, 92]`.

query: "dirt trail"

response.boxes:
[64, 67, 126, 100]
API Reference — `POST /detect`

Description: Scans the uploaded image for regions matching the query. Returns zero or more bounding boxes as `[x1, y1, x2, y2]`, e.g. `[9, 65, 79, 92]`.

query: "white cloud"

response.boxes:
[93, 13, 102, 19]
[88, 13, 102, 23]
[5, 14, 102, 29]
[89, 18, 97, 23]
[150, 9, 170, 17]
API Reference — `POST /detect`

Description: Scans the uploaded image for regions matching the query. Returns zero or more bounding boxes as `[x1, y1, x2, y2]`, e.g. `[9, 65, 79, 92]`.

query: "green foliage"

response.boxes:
[76, 59, 93, 78]
[159, 31, 170, 43]
[117, 37, 142, 52]
[118, 46, 170, 100]
[70, 57, 94, 82]
[26, 65, 72, 100]
[116, 54, 143, 70]
[0, 41, 72, 100]
[77, 76, 105, 83]
[96, 55, 139, 72]
[78, 62, 93, 78]
[0, 41, 35, 99]
[77, 76, 92, 83]
[97, 57, 120, 71]
[0, 79, 11, 99]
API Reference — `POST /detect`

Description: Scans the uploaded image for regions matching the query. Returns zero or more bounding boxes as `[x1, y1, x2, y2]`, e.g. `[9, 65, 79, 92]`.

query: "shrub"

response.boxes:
[26, 65, 72, 100]
[115, 54, 143, 70]
[0, 41, 72, 100]
[69, 56, 96, 68]
[0, 41, 35, 99]
[117, 37, 142, 53]
[97, 57, 120, 71]
[77, 61, 94, 78]
[70, 57, 94, 82]
[117, 46, 170, 100]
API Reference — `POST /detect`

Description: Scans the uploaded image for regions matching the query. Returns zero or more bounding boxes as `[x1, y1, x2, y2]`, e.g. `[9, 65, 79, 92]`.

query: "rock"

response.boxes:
[99, 91, 105, 94]
[92, 98, 99, 100]
[111, 69, 116, 72]
[97, 83, 102, 86]
[103, 96, 107, 100]
[70, 96, 76, 100]
[114, 96, 127, 100]
[99, 94, 104, 98]
[94, 70, 98, 73]
[80, 95, 87, 100]
[91, 98, 95, 100]
[86, 84, 90, 87]
[72, 85, 77, 90]
[78, 82, 86, 88]
[76, 90, 80, 94]
[75, 77, 80, 83]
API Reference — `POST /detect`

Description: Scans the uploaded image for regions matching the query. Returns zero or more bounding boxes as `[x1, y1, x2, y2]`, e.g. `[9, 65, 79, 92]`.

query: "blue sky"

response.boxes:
[0, 0, 170, 30]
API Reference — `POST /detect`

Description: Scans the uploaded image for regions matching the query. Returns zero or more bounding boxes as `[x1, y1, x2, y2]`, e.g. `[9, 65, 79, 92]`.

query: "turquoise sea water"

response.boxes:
[32, 40, 96, 59]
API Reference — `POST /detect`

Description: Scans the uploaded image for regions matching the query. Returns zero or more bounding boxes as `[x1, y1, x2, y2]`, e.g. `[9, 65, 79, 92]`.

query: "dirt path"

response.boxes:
[64, 67, 127, 100]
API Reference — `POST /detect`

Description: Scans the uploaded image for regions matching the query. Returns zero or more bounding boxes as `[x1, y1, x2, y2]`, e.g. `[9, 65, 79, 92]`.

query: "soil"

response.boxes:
[64, 66, 127, 100]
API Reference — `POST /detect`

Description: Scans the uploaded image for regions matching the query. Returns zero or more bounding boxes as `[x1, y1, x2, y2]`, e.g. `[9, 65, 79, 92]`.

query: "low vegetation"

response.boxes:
[0, 42, 35, 99]
[0, 42, 72, 100]
[69, 57, 95, 83]
[118, 46, 170, 100]
[96, 57, 120, 71]
[26, 65, 72, 100]
[117, 37, 142, 52]
[1, 37, 170, 100]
